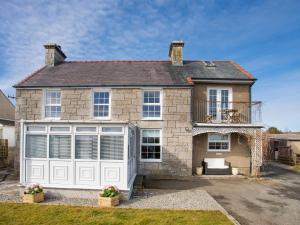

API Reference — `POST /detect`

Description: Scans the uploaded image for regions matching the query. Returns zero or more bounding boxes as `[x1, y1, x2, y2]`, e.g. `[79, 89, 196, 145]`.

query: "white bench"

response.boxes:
[204, 158, 229, 169]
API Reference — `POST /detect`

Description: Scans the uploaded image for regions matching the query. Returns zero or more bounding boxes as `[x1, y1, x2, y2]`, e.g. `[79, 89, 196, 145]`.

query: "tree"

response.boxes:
[267, 127, 282, 134]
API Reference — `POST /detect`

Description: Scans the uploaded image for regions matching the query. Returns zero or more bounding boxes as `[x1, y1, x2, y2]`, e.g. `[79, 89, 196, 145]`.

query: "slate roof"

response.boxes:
[0, 89, 15, 121]
[15, 60, 255, 88]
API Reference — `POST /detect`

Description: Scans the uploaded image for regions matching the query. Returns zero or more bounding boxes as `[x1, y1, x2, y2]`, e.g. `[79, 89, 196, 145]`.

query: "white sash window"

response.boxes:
[93, 91, 111, 119]
[44, 89, 61, 118]
[142, 90, 162, 119]
[140, 129, 162, 161]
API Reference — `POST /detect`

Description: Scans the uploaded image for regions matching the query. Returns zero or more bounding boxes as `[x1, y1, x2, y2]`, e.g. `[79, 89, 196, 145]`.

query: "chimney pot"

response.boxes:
[169, 41, 184, 66]
[44, 43, 66, 66]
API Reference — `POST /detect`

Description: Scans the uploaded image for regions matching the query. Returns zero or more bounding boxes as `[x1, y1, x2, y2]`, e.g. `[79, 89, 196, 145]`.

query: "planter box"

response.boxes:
[232, 168, 239, 175]
[23, 192, 44, 203]
[98, 195, 119, 207]
[196, 167, 203, 175]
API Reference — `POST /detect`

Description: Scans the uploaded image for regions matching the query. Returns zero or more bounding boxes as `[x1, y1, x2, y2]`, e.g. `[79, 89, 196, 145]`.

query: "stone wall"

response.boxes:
[111, 88, 193, 176]
[15, 87, 193, 176]
[61, 88, 91, 120]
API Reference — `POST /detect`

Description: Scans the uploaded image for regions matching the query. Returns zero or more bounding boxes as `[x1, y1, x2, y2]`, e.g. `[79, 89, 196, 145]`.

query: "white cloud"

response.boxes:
[0, 0, 299, 130]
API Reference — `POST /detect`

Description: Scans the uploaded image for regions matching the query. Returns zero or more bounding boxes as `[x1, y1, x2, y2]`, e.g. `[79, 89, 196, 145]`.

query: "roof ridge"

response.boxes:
[63, 59, 234, 64]
[65, 60, 170, 63]
[14, 66, 47, 87]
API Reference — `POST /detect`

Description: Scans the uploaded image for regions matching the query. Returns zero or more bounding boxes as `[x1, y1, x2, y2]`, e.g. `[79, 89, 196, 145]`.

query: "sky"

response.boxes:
[0, 0, 299, 131]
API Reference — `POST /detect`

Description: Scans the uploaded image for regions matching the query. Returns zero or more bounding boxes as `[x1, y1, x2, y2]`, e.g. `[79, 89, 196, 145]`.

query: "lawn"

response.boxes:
[0, 203, 233, 225]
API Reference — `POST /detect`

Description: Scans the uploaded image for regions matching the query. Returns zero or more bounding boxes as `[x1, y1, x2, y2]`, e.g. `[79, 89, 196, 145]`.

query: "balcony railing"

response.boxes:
[193, 101, 262, 124]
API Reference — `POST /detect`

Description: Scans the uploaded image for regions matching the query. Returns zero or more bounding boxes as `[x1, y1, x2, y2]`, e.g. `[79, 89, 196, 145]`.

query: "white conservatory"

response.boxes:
[20, 120, 137, 191]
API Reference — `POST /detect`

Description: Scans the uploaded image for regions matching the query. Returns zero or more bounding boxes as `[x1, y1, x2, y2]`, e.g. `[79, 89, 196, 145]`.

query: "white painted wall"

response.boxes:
[1, 125, 15, 147]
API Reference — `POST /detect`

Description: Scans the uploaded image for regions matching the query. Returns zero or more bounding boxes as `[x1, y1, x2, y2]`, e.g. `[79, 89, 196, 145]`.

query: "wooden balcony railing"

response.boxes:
[193, 101, 262, 124]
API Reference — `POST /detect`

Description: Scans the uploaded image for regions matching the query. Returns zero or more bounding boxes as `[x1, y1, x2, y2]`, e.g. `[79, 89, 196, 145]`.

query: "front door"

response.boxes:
[208, 88, 232, 122]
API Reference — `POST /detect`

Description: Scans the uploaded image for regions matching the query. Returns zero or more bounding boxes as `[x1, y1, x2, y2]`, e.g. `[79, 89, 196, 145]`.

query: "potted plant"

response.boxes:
[23, 184, 44, 203]
[98, 186, 120, 207]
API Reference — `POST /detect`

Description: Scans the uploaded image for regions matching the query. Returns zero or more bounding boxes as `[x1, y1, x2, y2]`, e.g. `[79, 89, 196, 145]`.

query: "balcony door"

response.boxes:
[207, 87, 232, 122]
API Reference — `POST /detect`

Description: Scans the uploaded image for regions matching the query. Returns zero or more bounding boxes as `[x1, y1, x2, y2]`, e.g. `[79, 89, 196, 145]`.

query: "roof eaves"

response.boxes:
[14, 84, 193, 88]
[65, 60, 170, 63]
[13, 66, 47, 88]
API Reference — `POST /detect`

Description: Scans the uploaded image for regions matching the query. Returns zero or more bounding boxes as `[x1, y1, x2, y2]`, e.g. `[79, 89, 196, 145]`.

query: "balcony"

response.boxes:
[193, 101, 262, 124]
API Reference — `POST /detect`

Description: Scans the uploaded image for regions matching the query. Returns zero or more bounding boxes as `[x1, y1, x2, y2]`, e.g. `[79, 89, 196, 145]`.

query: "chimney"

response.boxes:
[44, 43, 66, 66]
[168, 40, 184, 66]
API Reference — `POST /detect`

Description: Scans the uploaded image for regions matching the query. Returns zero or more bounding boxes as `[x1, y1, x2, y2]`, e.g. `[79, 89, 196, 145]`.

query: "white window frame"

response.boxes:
[207, 133, 231, 152]
[100, 134, 124, 161]
[49, 125, 71, 134]
[49, 133, 72, 160]
[26, 125, 47, 133]
[92, 89, 111, 120]
[140, 129, 162, 162]
[24, 133, 48, 159]
[207, 87, 232, 122]
[75, 125, 98, 134]
[142, 89, 162, 120]
[43, 89, 61, 119]
[100, 125, 124, 135]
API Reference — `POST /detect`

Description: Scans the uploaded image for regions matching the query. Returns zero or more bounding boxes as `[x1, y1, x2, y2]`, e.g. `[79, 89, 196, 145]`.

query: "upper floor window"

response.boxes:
[93, 91, 110, 118]
[142, 90, 161, 119]
[45, 89, 61, 118]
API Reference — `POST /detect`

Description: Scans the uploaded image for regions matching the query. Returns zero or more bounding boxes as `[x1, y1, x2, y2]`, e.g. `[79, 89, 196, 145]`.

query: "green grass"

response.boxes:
[0, 203, 233, 225]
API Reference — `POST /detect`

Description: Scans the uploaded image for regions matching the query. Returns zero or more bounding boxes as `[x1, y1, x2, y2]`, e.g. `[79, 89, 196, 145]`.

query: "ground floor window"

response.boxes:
[75, 135, 98, 159]
[140, 129, 161, 161]
[25, 135, 47, 158]
[100, 135, 124, 160]
[24, 125, 126, 161]
[49, 135, 71, 159]
[208, 133, 230, 151]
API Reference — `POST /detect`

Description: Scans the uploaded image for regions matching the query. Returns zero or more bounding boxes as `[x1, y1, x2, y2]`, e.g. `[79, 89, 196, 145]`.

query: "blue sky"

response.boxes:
[0, 0, 299, 131]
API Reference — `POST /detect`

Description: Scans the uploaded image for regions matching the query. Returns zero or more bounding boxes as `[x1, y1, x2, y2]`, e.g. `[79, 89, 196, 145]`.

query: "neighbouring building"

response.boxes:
[0, 89, 15, 167]
[268, 133, 300, 165]
[14, 41, 263, 193]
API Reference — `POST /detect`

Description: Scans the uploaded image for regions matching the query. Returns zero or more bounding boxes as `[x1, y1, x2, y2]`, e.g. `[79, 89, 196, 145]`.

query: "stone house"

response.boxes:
[14, 41, 263, 193]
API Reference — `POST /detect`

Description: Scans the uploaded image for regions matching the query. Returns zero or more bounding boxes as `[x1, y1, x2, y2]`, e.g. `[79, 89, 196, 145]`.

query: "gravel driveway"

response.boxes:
[144, 163, 300, 225]
[120, 189, 223, 210]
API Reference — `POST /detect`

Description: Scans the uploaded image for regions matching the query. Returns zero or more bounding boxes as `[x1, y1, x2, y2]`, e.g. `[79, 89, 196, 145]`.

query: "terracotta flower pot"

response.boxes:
[23, 192, 44, 203]
[98, 195, 119, 207]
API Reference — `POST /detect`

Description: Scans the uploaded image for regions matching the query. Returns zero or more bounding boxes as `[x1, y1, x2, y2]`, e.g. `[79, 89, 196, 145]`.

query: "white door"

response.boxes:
[208, 88, 232, 122]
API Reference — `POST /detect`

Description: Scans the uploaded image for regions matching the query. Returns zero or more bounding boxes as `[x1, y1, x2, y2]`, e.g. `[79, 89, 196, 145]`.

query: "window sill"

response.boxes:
[207, 150, 231, 152]
[43, 117, 61, 120]
[92, 117, 111, 121]
[141, 118, 163, 121]
[140, 159, 162, 163]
